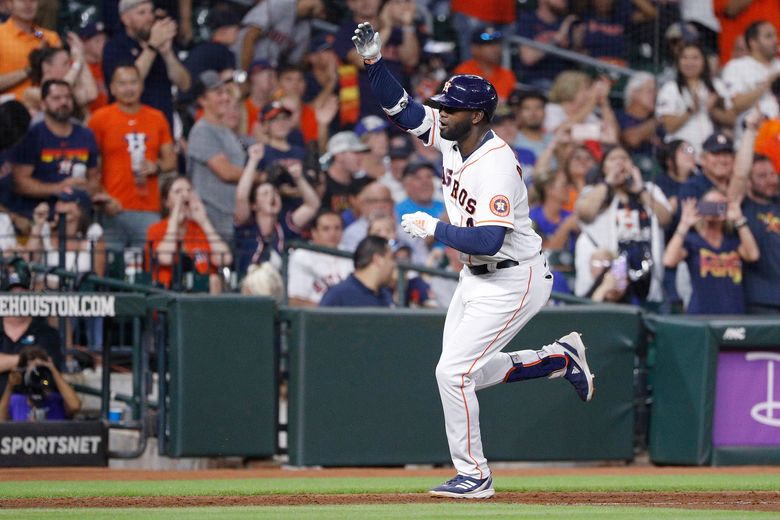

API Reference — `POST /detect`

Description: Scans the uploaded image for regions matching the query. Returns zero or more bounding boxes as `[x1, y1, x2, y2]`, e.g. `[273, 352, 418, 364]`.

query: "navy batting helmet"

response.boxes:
[430, 75, 498, 121]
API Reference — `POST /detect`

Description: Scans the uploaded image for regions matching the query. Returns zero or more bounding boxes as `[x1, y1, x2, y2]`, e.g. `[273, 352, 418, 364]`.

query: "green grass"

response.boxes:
[0, 505, 778, 520]
[0, 473, 779, 499]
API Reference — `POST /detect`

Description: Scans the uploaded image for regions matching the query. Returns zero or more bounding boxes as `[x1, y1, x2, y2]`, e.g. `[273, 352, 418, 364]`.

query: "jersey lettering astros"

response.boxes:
[407, 105, 542, 266]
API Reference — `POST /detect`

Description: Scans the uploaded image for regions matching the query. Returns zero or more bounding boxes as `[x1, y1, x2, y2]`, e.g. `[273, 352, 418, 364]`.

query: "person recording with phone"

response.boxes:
[0, 346, 81, 422]
[663, 190, 760, 314]
[574, 146, 671, 306]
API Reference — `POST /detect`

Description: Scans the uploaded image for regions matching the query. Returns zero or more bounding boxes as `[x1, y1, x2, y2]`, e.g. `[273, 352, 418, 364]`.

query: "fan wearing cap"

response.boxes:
[0, 0, 62, 101]
[256, 101, 305, 173]
[237, 0, 326, 70]
[103, 0, 191, 127]
[182, 8, 241, 103]
[303, 33, 340, 108]
[679, 132, 735, 202]
[321, 131, 371, 214]
[244, 60, 278, 134]
[380, 134, 416, 203]
[0, 258, 63, 392]
[453, 27, 516, 101]
[88, 63, 176, 248]
[355, 115, 390, 180]
[79, 22, 110, 113]
[186, 70, 247, 242]
[395, 161, 445, 223]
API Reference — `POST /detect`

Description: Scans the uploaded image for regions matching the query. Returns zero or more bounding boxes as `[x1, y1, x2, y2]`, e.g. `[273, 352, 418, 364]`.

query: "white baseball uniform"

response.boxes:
[406, 105, 571, 479]
[287, 249, 354, 305]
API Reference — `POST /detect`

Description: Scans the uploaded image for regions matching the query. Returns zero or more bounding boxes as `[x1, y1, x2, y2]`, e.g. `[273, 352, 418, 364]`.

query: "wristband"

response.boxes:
[734, 217, 748, 229]
[146, 43, 158, 53]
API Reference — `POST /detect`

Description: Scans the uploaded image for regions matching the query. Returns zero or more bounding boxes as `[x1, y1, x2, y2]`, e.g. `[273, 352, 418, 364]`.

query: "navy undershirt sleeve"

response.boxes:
[365, 59, 426, 130]
[433, 222, 507, 256]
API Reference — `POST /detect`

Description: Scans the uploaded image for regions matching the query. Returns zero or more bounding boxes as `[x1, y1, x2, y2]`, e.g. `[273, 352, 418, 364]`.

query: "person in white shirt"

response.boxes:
[657, 42, 732, 156]
[722, 20, 780, 140]
[287, 209, 353, 307]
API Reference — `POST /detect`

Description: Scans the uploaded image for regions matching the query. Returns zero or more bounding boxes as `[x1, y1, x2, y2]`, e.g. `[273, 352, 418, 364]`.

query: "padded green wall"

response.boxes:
[165, 296, 278, 457]
[285, 305, 640, 466]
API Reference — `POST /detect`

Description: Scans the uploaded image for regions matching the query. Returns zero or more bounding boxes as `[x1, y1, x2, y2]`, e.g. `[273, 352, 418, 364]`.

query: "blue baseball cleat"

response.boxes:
[429, 474, 495, 499]
[557, 332, 595, 402]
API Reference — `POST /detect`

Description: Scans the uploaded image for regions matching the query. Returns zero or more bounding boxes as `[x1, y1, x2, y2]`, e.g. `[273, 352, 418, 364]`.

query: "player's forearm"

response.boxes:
[433, 222, 505, 256]
[365, 59, 425, 130]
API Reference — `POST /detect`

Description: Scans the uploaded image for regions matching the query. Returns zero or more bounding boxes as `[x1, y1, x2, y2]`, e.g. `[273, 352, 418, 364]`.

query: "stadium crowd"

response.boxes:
[0, 0, 777, 316]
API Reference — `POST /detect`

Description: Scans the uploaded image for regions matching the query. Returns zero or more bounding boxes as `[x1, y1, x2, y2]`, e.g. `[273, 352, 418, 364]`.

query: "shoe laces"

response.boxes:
[445, 474, 469, 485]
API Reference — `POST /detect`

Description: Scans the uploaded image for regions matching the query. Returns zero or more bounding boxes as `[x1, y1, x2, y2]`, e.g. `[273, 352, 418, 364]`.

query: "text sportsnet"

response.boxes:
[0, 295, 116, 317]
[0, 435, 102, 456]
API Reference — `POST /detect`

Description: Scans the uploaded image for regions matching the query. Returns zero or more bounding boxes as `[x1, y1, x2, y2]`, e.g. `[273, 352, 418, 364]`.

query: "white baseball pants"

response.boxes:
[436, 253, 566, 479]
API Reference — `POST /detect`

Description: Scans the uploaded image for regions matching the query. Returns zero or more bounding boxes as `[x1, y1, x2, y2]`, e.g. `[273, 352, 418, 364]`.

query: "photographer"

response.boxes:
[574, 146, 671, 306]
[0, 259, 63, 391]
[663, 192, 760, 314]
[0, 346, 80, 421]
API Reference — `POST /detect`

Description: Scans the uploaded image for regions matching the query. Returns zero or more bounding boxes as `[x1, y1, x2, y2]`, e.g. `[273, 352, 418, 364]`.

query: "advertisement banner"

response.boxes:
[713, 351, 780, 447]
[0, 421, 107, 467]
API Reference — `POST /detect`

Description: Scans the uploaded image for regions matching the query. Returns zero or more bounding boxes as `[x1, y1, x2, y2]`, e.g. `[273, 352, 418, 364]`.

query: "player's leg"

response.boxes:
[434, 261, 548, 482]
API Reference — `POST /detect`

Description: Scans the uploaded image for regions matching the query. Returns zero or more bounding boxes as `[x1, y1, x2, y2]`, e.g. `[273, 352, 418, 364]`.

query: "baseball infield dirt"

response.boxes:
[1, 466, 779, 512]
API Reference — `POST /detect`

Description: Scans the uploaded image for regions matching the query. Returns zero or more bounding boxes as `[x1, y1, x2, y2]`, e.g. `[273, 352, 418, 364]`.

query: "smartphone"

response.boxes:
[697, 200, 726, 216]
[571, 123, 601, 142]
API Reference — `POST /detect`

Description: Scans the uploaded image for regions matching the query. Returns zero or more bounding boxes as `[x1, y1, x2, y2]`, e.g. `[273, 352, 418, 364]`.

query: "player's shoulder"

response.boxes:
[481, 134, 520, 167]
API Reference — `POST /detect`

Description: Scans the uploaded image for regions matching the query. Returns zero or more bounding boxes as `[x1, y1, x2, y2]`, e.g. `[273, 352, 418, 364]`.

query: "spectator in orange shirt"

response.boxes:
[146, 176, 232, 292]
[0, 0, 61, 100]
[453, 27, 517, 102]
[755, 117, 780, 174]
[80, 22, 110, 113]
[89, 64, 176, 249]
[715, 0, 780, 63]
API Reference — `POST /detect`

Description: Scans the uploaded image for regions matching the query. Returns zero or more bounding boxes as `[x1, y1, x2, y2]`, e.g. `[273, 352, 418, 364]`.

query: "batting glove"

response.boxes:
[401, 212, 439, 239]
[352, 22, 382, 62]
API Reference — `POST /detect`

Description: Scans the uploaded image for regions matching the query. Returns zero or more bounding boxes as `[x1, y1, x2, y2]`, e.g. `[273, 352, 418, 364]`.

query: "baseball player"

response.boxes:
[353, 23, 595, 499]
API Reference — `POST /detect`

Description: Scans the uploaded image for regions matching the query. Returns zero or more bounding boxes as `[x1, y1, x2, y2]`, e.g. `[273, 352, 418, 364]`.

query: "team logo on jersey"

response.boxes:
[490, 195, 510, 217]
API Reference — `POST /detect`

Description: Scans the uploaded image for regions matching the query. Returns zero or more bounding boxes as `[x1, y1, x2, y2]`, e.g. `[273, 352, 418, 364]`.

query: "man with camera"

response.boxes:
[0, 259, 63, 392]
[0, 346, 80, 421]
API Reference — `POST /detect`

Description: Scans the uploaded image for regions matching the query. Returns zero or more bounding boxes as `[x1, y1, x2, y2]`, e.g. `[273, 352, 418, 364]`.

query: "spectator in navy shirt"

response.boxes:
[679, 132, 734, 202]
[573, 0, 632, 67]
[10, 80, 99, 219]
[516, 0, 579, 89]
[728, 112, 780, 314]
[664, 192, 759, 314]
[103, 0, 191, 127]
[320, 235, 395, 307]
